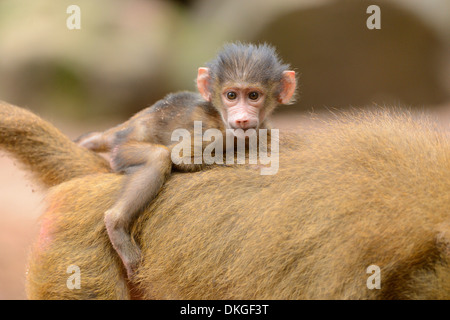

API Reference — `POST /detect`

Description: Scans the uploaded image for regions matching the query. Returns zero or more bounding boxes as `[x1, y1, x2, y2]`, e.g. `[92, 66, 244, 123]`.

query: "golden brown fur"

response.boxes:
[1, 101, 450, 299]
[74, 42, 296, 278]
[0, 101, 110, 187]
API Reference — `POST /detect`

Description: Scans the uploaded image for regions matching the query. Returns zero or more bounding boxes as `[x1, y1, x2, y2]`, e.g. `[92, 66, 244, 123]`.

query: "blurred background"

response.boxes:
[0, 0, 449, 299]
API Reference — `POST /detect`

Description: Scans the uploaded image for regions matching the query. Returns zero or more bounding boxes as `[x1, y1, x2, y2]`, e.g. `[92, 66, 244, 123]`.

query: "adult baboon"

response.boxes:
[1, 101, 449, 299]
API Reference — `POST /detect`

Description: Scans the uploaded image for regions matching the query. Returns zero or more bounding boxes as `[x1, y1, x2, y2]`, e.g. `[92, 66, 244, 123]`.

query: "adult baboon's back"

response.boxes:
[1, 101, 449, 299]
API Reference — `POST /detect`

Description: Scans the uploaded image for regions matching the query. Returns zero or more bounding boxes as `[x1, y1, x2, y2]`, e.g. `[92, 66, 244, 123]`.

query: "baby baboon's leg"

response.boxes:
[104, 142, 172, 278]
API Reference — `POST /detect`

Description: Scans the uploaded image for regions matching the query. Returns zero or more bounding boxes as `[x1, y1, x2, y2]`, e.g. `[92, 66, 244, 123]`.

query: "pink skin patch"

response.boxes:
[36, 211, 55, 252]
[222, 86, 265, 130]
[278, 70, 296, 104]
[35, 196, 66, 252]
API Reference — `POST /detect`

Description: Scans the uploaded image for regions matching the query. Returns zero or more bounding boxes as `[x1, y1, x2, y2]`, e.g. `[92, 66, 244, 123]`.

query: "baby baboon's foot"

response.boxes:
[120, 243, 142, 280]
[74, 131, 112, 153]
[104, 209, 142, 279]
[74, 132, 101, 148]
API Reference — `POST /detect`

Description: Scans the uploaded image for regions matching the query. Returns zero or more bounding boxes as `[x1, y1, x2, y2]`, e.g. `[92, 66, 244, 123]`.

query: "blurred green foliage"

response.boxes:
[0, 0, 449, 120]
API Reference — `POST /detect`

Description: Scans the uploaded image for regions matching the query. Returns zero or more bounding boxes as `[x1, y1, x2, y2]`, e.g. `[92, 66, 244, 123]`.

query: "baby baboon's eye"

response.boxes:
[248, 92, 259, 100]
[226, 91, 237, 100]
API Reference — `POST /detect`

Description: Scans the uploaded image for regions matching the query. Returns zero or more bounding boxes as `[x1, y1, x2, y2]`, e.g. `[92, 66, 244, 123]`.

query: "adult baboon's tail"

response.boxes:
[0, 101, 110, 188]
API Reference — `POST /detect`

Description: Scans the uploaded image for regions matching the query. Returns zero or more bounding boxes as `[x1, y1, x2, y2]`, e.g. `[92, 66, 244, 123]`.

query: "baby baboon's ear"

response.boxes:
[197, 67, 211, 102]
[278, 70, 296, 104]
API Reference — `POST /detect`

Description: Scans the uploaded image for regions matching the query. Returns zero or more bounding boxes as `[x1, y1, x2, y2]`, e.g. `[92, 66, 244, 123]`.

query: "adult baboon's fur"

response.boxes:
[1, 101, 449, 299]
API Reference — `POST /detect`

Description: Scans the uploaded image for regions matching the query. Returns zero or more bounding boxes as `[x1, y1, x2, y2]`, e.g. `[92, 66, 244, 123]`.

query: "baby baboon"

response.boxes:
[75, 42, 296, 277]
[1, 102, 450, 300]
